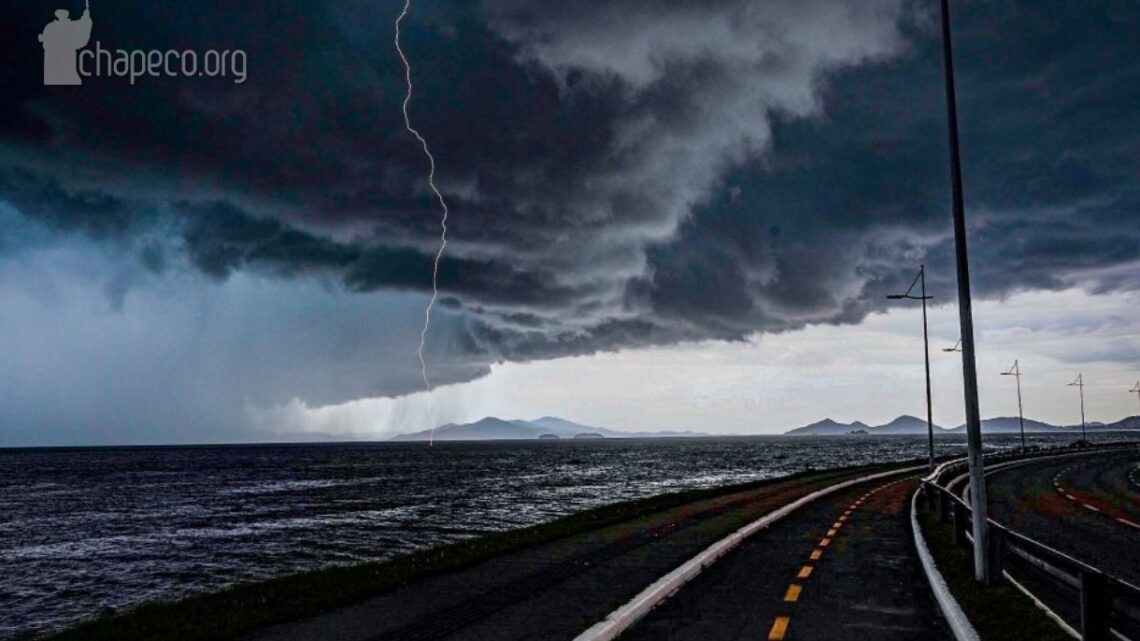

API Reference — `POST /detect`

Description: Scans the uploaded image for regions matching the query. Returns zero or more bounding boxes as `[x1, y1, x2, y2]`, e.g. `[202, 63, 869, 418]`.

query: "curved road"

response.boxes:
[620, 477, 950, 641]
[986, 449, 1140, 587]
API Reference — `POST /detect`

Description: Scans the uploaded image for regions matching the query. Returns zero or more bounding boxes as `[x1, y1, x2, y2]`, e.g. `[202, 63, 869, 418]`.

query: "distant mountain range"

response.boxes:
[784, 414, 1140, 436]
[390, 416, 707, 442]
[388, 413, 1140, 441]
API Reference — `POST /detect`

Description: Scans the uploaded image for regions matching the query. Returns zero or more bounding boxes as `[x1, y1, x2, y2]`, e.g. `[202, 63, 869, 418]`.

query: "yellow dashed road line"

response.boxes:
[761, 477, 906, 641]
[783, 584, 802, 603]
[767, 616, 790, 640]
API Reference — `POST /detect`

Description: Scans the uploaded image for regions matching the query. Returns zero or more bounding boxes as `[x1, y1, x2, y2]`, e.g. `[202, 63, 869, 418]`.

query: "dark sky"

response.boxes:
[0, 0, 1137, 444]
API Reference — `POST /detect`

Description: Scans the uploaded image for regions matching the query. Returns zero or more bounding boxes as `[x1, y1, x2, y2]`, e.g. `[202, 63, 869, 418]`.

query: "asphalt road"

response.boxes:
[986, 449, 1140, 587]
[620, 477, 951, 641]
[245, 469, 911, 641]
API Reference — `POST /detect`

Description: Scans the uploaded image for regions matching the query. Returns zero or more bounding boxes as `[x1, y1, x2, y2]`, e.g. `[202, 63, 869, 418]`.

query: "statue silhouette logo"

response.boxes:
[39, 1, 92, 85]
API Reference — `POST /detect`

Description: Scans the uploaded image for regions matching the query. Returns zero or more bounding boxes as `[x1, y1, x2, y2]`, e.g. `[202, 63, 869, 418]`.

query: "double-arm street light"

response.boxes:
[1000, 361, 1026, 452]
[1067, 373, 1087, 442]
[888, 265, 935, 473]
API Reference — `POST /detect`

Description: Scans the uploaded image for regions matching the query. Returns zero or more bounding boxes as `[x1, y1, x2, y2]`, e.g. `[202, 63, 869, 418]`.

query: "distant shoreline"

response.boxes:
[6, 427, 1140, 450]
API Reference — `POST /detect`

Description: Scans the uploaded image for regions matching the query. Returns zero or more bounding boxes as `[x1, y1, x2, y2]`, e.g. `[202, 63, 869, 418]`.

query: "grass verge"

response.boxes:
[916, 501, 1072, 641]
[40, 459, 917, 641]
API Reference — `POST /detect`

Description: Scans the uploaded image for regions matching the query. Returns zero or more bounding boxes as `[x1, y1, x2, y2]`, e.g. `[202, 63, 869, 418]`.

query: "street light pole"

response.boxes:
[888, 266, 935, 473]
[938, 0, 989, 584]
[1130, 381, 1140, 415]
[1068, 374, 1086, 442]
[1000, 360, 1025, 452]
[921, 267, 933, 473]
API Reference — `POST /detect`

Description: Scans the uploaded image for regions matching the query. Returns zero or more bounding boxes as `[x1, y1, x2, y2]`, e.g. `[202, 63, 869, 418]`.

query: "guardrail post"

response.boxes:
[953, 502, 968, 547]
[1080, 570, 1111, 641]
[938, 488, 951, 524]
[986, 527, 1005, 587]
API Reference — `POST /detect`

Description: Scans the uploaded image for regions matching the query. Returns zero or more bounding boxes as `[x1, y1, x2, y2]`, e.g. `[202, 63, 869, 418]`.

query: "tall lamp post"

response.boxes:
[1000, 360, 1026, 452]
[1130, 381, 1140, 415]
[888, 265, 935, 473]
[938, 0, 989, 583]
[1068, 373, 1087, 443]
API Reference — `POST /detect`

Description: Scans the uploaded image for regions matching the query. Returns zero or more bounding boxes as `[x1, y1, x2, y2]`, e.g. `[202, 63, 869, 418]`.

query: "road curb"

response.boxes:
[572, 464, 925, 641]
[910, 488, 981, 641]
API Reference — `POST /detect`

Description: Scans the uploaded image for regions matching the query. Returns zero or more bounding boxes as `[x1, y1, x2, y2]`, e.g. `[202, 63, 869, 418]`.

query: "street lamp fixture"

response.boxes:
[887, 265, 935, 474]
[1067, 373, 1087, 443]
[1000, 360, 1026, 452]
[942, 339, 962, 353]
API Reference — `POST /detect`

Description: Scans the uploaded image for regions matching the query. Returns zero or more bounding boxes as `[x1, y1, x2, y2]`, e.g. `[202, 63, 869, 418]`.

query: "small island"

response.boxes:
[537, 433, 560, 440]
[572, 432, 605, 439]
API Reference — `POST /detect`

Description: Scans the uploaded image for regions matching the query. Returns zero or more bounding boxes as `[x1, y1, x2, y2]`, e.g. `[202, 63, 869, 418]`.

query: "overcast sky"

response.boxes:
[1, 0, 1137, 446]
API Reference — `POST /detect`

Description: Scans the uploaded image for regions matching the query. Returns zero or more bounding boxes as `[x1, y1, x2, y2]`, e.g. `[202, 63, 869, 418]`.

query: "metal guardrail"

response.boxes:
[920, 441, 1140, 641]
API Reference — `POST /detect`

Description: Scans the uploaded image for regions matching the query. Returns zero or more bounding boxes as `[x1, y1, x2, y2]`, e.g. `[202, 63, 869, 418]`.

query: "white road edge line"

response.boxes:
[910, 489, 981, 641]
[1116, 517, 1140, 530]
[572, 465, 925, 641]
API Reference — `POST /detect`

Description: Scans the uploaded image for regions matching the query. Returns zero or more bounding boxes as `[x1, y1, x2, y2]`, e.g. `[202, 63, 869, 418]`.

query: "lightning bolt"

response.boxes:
[395, 0, 449, 446]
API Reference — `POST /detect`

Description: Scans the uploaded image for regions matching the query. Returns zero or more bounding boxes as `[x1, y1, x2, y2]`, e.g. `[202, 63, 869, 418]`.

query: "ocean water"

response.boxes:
[0, 433, 1131, 639]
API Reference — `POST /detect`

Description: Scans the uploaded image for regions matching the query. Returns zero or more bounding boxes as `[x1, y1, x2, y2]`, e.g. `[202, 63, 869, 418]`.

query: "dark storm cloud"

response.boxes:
[179, 202, 359, 279]
[0, 0, 1137, 400]
[0, 165, 147, 240]
[633, 0, 1140, 340]
[176, 201, 588, 313]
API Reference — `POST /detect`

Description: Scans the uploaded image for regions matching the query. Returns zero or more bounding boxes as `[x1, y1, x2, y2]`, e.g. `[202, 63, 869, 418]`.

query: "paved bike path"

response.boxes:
[620, 477, 951, 641]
